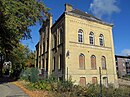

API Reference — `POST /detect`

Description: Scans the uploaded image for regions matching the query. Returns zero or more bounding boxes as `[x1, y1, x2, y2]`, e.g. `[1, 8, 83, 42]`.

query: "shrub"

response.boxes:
[20, 68, 31, 81]
[30, 67, 39, 83]
[22, 75, 130, 97]
[20, 67, 39, 83]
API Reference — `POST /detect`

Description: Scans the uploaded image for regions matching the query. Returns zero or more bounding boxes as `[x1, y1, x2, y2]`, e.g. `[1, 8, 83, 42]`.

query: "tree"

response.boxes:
[0, 0, 49, 76]
[10, 44, 35, 78]
[25, 50, 35, 67]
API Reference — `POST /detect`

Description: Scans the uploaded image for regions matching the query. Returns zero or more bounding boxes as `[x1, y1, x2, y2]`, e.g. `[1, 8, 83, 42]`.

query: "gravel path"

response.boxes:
[0, 82, 29, 97]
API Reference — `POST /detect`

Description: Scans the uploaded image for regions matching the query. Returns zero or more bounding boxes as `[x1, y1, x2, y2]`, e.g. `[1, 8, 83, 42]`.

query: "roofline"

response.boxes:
[35, 42, 39, 47]
[51, 12, 65, 29]
[66, 12, 113, 27]
[115, 55, 130, 58]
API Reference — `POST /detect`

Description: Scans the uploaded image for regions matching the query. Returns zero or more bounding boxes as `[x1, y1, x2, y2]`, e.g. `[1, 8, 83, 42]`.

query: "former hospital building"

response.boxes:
[35, 4, 118, 86]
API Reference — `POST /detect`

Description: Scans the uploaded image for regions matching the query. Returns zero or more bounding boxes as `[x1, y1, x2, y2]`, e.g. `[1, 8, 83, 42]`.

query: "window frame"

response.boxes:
[92, 77, 98, 84]
[99, 34, 104, 46]
[79, 53, 85, 70]
[102, 56, 107, 69]
[89, 32, 94, 45]
[79, 77, 86, 86]
[91, 55, 97, 69]
[78, 29, 83, 43]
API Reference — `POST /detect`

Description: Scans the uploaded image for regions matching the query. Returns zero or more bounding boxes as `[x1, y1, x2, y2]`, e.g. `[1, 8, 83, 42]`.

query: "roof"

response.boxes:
[115, 55, 130, 59]
[66, 9, 113, 26]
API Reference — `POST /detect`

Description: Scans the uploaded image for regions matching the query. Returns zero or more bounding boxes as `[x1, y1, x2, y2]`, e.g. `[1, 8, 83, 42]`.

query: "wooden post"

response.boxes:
[99, 67, 102, 97]
[67, 67, 68, 81]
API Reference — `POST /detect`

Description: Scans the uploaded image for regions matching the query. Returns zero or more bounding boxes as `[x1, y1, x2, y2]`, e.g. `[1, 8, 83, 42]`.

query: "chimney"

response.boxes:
[65, 4, 73, 12]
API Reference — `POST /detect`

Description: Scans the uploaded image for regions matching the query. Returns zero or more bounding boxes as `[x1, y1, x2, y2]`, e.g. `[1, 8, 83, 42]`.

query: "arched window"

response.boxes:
[102, 56, 106, 69]
[89, 32, 94, 45]
[79, 53, 85, 69]
[99, 34, 104, 46]
[91, 55, 96, 69]
[78, 29, 83, 43]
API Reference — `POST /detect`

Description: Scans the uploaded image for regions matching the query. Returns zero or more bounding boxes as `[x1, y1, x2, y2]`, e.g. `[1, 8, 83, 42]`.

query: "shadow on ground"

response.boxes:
[0, 77, 16, 84]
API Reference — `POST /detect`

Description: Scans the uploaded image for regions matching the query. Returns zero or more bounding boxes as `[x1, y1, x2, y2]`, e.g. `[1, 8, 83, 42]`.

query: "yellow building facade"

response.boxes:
[36, 4, 118, 86]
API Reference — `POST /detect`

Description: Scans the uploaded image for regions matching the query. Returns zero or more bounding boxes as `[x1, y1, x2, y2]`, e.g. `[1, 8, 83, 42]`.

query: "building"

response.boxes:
[35, 4, 118, 86]
[115, 55, 130, 77]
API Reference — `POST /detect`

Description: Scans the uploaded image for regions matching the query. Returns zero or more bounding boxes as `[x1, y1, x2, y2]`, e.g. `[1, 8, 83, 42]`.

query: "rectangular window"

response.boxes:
[103, 77, 108, 87]
[46, 58, 48, 72]
[100, 38, 103, 46]
[78, 34, 83, 42]
[90, 37, 94, 44]
[58, 54, 62, 70]
[39, 61, 41, 69]
[43, 42, 45, 53]
[52, 57, 55, 71]
[42, 59, 44, 68]
[92, 77, 97, 84]
[79, 77, 86, 86]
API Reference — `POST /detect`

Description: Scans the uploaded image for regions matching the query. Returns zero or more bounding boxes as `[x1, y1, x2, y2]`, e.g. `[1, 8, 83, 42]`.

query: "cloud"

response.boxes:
[90, 0, 120, 18]
[121, 49, 130, 56]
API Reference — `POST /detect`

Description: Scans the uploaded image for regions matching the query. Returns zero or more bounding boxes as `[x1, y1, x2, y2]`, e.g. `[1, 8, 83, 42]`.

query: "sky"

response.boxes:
[21, 0, 130, 56]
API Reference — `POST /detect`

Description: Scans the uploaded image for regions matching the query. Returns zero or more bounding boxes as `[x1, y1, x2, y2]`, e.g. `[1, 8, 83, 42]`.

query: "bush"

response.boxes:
[22, 75, 130, 97]
[20, 67, 39, 83]
[30, 68, 39, 83]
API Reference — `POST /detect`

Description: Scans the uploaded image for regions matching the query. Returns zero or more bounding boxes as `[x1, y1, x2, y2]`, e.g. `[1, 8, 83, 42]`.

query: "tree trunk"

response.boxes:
[0, 54, 3, 77]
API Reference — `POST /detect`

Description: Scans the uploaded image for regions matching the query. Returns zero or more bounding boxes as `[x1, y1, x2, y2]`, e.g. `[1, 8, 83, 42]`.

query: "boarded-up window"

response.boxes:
[79, 77, 86, 86]
[103, 77, 108, 87]
[102, 56, 106, 69]
[79, 53, 85, 69]
[91, 55, 96, 69]
[92, 77, 97, 84]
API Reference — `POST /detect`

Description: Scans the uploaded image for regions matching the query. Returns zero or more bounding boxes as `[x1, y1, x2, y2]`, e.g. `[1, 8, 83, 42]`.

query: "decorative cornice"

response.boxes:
[69, 41, 112, 51]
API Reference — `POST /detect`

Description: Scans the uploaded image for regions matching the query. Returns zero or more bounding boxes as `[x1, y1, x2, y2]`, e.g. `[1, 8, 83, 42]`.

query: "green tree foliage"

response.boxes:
[10, 44, 36, 78]
[0, 0, 49, 57]
[25, 50, 35, 67]
[0, 0, 49, 76]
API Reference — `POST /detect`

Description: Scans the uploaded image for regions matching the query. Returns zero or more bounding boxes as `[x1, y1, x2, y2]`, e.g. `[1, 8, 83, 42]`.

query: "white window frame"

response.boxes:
[78, 30, 83, 43]
[89, 32, 94, 45]
[99, 34, 104, 46]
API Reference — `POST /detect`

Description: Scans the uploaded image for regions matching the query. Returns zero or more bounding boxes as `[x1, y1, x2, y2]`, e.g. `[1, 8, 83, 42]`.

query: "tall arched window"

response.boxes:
[79, 53, 85, 69]
[102, 56, 106, 69]
[99, 34, 104, 46]
[78, 29, 83, 43]
[89, 32, 94, 45]
[91, 55, 96, 69]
